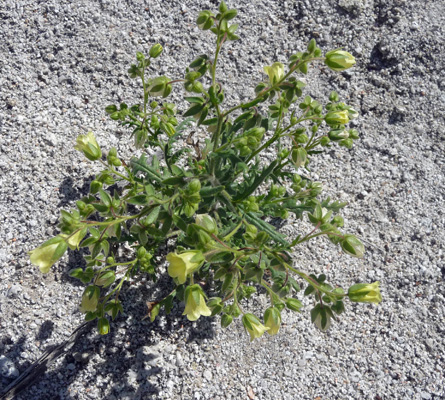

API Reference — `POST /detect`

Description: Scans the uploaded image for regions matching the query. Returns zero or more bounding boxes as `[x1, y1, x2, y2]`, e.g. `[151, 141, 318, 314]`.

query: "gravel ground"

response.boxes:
[1, 0, 444, 399]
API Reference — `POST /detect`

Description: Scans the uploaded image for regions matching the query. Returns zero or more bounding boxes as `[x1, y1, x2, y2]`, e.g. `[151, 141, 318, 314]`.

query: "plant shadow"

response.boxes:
[6, 259, 216, 399]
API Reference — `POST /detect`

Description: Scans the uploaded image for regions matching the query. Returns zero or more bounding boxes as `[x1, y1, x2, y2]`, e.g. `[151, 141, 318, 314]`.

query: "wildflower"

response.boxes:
[242, 313, 270, 341]
[166, 250, 204, 284]
[183, 284, 212, 321]
[29, 236, 68, 273]
[263, 62, 285, 84]
[348, 282, 382, 304]
[324, 50, 356, 71]
[74, 131, 102, 161]
[264, 307, 281, 336]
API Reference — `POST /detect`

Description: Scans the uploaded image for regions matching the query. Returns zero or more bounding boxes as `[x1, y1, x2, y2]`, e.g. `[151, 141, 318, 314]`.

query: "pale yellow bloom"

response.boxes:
[183, 285, 211, 321]
[74, 131, 102, 161]
[242, 313, 270, 341]
[29, 236, 68, 273]
[263, 62, 284, 84]
[348, 281, 382, 304]
[166, 250, 204, 284]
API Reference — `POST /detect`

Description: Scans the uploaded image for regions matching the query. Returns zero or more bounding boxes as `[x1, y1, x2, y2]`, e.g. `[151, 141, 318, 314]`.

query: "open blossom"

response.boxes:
[348, 281, 382, 304]
[264, 307, 281, 336]
[29, 235, 68, 273]
[183, 285, 212, 321]
[74, 131, 102, 161]
[263, 62, 284, 84]
[242, 313, 270, 341]
[79, 285, 100, 313]
[166, 250, 204, 284]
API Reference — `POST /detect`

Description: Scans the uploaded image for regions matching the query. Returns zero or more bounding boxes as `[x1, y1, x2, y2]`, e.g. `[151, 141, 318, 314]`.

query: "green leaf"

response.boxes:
[130, 154, 163, 183]
[244, 212, 288, 246]
[161, 176, 185, 186]
[185, 96, 205, 104]
[200, 185, 224, 198]
[205, 251, 234, 264]
[127, 195, 149, 205]
[92, 203, 109, 213]
[183, 103, 205, 117]
[233, 160, 279, 201]
[172, 214, 188, 232]
[144, 206, 161, 225]
[98, 189, 112, 207]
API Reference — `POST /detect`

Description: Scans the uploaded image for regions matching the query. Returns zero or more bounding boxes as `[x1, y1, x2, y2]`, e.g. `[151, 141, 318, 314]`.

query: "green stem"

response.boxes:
[222, 219, 244, 241]
[99, 160, 133, 183]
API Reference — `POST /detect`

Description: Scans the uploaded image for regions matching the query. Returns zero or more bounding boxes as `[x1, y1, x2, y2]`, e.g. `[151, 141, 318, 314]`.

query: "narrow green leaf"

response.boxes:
[233, 160, 279, 201]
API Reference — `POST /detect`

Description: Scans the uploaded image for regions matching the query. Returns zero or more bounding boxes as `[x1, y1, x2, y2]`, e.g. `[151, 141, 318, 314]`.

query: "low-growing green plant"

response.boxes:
[29, 2, 381, 339]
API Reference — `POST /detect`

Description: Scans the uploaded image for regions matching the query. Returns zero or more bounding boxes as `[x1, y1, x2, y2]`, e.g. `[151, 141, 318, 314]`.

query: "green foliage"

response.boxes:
[29, 2, 381, 339]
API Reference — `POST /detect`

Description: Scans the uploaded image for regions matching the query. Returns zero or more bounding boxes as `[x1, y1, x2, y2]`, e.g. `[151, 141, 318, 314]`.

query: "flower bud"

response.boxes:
[195, 214, 218, 234]
[295, 133, 309, 144]
[97, 317, 110, 335]
[349, 129, 359, 139]
[324, 50, 356, 71]
[325, 110, 349, 126]
[75, 132, 102, 161]
[291, 147, 307, 168]
[341, 234, 365, 258]
[264, 307, 281, 336]
[29, 235, 68, 273]
[188, 179, 201, 193]
[148, 76, 172, 98]
[79, 285, 100, 313]
[166, 250, 205, 284]
[263, 62, 285, 85]
[348, 281, 382, 304]
[286, 298, 303, 312]
[278, 149, 290, 159]
[328, 129, 349, 141]
[149, 43, 163, 58]
[183, 284, 212, 321]
[221, 314, 233, 328]
[90, 180, 102, 194]
[242, 313, 269, 341]
[320, 136, 331, 146]
[340, 138, 354, 149]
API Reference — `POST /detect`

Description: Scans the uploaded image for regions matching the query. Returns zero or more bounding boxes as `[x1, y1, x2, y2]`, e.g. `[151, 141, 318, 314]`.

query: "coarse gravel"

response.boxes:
[0, 0, 444, 399]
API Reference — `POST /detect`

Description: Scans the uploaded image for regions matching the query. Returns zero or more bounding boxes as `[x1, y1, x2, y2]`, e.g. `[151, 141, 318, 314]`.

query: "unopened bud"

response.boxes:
[325, 50, 356, 71]
[149, 43, 163, 58]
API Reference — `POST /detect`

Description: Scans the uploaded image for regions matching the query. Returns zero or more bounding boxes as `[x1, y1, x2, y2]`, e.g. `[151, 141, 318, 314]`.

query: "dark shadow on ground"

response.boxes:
[6, 255, 216, 399]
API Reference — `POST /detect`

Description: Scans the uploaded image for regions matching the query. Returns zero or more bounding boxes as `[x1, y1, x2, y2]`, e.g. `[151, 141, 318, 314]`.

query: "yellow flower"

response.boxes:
[183, 284, 211, 321]
[263, 62, 284, 84]
[74, 131, 102, 161]
[325, 110, 350, 126]
[79, 285, 100, 313]
[29, 236, 68, 273]
[264, 307, 281, 336]
[166, 250, 204, 284]
[348, 281, 382, 304]
[61, 227, 88, 250]
[324, 50, 356, 71]
[242, 313, 270, 341]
